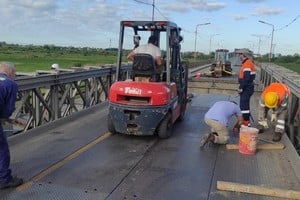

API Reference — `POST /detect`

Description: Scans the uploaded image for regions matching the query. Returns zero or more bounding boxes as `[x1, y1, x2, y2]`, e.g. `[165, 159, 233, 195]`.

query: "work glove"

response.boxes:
[271, 113, 277, 122]
[237, 88, 243, 94]
[258, 120, 268, 129]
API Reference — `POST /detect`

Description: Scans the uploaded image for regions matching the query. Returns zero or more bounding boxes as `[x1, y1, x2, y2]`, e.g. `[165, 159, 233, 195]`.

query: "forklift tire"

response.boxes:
[157, 112, 173, 139]
[107, 115, 116, 134]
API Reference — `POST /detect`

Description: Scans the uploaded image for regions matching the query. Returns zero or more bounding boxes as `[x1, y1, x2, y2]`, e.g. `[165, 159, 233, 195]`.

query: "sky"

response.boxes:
[0, 0, 299, 55]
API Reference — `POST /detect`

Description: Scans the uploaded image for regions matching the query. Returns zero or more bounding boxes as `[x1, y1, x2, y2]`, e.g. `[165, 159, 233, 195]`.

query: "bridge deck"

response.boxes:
[1, 93, 300, 200]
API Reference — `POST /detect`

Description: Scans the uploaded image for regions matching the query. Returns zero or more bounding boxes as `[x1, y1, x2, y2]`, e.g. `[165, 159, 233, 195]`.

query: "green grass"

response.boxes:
[0, 52, 117, 72]
[0, 45, 119, 72]
[1, 44, 299, 74]
[275, 62, 300, 74]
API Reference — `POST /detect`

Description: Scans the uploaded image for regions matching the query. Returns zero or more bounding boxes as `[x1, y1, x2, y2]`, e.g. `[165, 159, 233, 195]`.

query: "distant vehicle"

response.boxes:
[107, 21, 188, 139]
[210, 49, 233, 77]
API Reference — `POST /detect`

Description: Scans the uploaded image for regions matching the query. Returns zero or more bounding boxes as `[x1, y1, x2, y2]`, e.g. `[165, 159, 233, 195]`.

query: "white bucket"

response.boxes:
[239, 126, 259, 155]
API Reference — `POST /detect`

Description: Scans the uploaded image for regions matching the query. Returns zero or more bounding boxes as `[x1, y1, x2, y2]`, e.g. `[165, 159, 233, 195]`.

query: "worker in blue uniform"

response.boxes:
[237, 49, 256, 126]
[0, 61, 23, 189]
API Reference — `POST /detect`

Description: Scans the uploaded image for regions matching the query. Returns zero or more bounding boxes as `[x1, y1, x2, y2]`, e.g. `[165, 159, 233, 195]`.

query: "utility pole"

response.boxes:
[259, 20, 274, 62]
[251, 34, 265, 56]
[152, 0, 155, 21]
[193, 22, 210, 62]
[209, 34, 219, 59]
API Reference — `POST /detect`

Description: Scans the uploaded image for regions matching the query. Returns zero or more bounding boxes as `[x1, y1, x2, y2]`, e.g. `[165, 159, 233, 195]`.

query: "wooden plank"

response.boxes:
[217, 181, 300, 199]
[226, 143, 285, 150]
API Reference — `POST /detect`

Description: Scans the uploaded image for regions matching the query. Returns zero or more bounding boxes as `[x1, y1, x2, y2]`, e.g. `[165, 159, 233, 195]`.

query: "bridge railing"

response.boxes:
[260, 63, 300, 153]
[5, 62, 300, 153]
[5, 64, 125, 134]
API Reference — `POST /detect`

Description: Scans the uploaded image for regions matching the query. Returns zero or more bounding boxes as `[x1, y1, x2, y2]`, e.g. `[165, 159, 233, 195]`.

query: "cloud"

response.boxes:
[238, 0, 265, 3]
[192, 0, 226, 11]
[161, 3, 190, 12]
[252, 6, 284, 16]
[0, 0, 57, 23]
[227, 4, 285, 21]
[161, 0, 226, 13]
[15, 0, 56, 10]
[0, 0, 124, 47]
[230, 14, 248, 20]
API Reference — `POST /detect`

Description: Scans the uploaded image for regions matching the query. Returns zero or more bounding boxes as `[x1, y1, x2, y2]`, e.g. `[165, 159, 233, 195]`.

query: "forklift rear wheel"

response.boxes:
[157, 112, 173, 139]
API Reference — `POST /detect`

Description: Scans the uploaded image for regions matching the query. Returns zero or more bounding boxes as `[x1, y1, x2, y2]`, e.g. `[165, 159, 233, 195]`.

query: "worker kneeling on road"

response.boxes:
[200, 101, 244, 148]
[257, 82, 290, 142]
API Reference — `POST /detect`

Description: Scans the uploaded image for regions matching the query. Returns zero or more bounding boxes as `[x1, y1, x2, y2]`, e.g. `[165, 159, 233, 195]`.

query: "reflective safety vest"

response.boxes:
[262, 83, 290, 107]
[238, 58, 256, 89]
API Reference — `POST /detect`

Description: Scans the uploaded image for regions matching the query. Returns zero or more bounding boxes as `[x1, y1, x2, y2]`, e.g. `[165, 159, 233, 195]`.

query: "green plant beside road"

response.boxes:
[275, 62, 300, 74]
[0, 43, 120, 72]
[258, 54, 300, 74]
[1, 43, 299, 74]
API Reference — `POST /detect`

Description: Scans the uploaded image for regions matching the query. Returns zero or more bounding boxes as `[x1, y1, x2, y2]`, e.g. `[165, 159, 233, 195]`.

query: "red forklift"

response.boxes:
[107, 21, 188, 139]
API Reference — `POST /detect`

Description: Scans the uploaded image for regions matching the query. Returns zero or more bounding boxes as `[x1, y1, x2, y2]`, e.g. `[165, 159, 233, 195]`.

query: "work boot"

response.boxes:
[257, 124, 265, 134]
[0, 177, 23, 189]
[273, 132, 282, 142]
[199, 133, 215, 148]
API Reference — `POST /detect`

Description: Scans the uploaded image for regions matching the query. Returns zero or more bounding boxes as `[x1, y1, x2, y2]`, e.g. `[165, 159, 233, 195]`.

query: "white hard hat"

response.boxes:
[51, 63, 60, 70]
[236, 48, 253, 58]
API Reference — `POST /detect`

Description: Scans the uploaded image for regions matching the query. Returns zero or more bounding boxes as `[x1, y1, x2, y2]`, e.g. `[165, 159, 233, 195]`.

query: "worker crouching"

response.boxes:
[199, 101, 244, 148]
[257, 82, 290, 142]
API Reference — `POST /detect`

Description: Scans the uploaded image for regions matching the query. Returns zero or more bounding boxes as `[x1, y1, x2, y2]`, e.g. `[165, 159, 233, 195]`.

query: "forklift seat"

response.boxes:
[132, 53, 157, 81]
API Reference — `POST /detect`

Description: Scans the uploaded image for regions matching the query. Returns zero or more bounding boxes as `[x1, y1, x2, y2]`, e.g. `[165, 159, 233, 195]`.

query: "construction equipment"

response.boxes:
[107, 21, 188, 139]
[210, 49, 234, 77]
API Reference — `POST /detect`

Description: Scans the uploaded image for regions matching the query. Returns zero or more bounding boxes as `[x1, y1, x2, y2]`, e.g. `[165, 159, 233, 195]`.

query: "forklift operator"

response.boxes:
[127, 35, 164, 75]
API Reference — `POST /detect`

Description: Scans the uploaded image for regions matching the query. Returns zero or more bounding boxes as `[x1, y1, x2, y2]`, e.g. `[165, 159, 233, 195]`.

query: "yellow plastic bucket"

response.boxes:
[239, 126, 259, 155]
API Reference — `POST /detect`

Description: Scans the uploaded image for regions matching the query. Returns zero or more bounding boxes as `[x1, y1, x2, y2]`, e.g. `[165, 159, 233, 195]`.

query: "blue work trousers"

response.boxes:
[240, 85, 254, 121]
[0, 125, 12, 184]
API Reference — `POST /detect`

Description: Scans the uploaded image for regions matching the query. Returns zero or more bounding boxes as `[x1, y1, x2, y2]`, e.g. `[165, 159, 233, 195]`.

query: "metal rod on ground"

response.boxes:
[259, 137, 276, 144]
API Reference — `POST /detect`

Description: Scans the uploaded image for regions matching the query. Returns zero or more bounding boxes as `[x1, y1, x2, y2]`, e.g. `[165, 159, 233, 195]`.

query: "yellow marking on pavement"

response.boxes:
[17, 132, 112, 191]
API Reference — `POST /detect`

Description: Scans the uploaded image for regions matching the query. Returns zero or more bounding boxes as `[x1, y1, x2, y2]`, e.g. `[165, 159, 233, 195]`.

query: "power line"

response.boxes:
[153, 6, 169, 20]
[133, 0, 154, 20]
[181, 28, 194, 34]
[133, 0, 151, 6]
[276, 14, 300, 31]
[133, 0, 168, 21]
